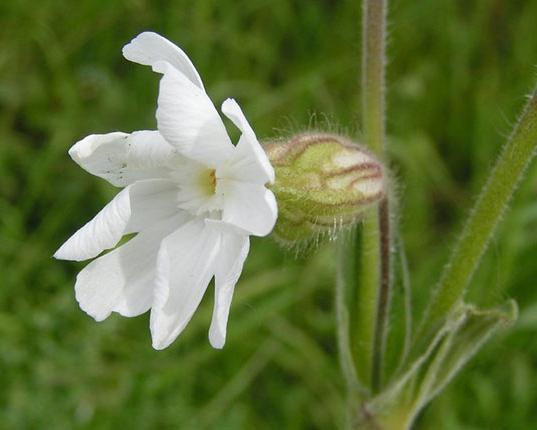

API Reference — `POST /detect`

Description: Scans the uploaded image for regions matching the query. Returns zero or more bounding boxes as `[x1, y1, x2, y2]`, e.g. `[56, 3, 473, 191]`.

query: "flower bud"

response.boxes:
[265, 133, 386, 244]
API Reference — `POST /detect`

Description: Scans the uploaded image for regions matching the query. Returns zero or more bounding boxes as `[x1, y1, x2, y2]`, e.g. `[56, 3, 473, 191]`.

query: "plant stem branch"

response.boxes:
[420, 87, 537, 337]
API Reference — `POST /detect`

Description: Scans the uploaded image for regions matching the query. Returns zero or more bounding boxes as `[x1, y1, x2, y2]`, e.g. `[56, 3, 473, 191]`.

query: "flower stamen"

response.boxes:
[199, 169, 217, 196]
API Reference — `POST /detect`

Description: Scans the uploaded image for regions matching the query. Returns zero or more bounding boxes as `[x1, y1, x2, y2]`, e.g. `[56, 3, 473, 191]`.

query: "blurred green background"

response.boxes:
[1, 0, 537, 428]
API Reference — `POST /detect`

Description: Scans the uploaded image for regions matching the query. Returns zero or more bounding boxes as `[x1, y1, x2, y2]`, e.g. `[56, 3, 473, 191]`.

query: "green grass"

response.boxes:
[1, 0, 537, 428]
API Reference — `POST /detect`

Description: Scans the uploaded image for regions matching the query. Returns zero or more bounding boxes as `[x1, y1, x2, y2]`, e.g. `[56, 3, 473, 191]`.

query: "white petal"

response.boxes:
[220, 98, 275, 184]
[75, 215, 187, 321]
[54, 187, 131, 262]
[54, 179, 180, 261]
[208, 226, 250, 349]
[153, 61, 233, 167]
[150, 219, 221, 350]
[69, 131, 176, 187]
[125, 179, 180, 234]
[122, 31, 205, 90]
[221, 181, 278, 237]
[172, 160, 222, 215]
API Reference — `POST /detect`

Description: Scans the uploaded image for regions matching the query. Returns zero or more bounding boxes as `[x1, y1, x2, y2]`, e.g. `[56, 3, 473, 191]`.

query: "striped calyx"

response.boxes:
[265, 133, 385, 244]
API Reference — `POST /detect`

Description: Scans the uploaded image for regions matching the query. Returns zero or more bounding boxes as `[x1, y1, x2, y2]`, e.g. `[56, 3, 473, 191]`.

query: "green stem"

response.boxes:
[336, 239, 362, 395]
[357, 0, 390, 391]
[357, 211, 381, 386]
[420, 87, 537, 337]
[372, 197, 392, 391]
[362, 0, 387, 153]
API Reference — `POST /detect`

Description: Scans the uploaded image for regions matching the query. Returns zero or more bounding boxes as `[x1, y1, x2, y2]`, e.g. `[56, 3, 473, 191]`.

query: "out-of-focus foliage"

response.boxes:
[0, 0, 536, 428]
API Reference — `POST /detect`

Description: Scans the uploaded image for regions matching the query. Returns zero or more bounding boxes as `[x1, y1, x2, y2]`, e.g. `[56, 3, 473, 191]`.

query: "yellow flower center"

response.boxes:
[199, 169, 217, 196]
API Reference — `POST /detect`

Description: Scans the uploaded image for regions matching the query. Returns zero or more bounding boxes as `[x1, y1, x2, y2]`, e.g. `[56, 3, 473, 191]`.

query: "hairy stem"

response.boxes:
[358, 0, 391, 391]
[362, 0, 387, 153]
[372, 197, 391, 391]
[420, 87, 537, 337]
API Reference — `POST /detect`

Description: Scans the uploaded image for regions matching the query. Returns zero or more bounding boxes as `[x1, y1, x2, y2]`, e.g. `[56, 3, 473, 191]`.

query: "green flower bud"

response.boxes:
[265, 133, 386, 244]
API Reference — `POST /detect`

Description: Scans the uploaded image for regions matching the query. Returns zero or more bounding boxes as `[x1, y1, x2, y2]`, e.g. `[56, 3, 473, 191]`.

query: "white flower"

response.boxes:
[54, 32, 277, 350]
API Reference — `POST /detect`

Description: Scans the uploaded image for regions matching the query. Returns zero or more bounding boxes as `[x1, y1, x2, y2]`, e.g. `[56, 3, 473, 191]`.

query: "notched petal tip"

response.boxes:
[69, 132, 128, 164]
[121, 31, 155, 58]
[68, 131, 176, 187]
[122, 31, 205, 90]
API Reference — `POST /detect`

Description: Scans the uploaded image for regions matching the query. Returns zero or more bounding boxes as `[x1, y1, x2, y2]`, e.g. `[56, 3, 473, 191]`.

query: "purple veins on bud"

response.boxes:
[265, 133, 386, 244]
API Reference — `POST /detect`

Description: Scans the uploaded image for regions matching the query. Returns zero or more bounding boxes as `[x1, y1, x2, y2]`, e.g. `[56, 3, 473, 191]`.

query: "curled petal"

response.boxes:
[221, 181, 278, 237]
[208, 223, 250, 348]
[153, 61, 233, 167]
[150, 219, 221, 350]
[54, 187, 131, 262]
[69, 131, 176, 187]
[221, 98, 275, 184]
[122, 31, 205, 90]
[54, 179, 179, 261]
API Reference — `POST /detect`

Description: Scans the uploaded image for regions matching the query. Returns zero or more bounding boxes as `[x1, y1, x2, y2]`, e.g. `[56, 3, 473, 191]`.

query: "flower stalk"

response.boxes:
[356, 0, 391, 392]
